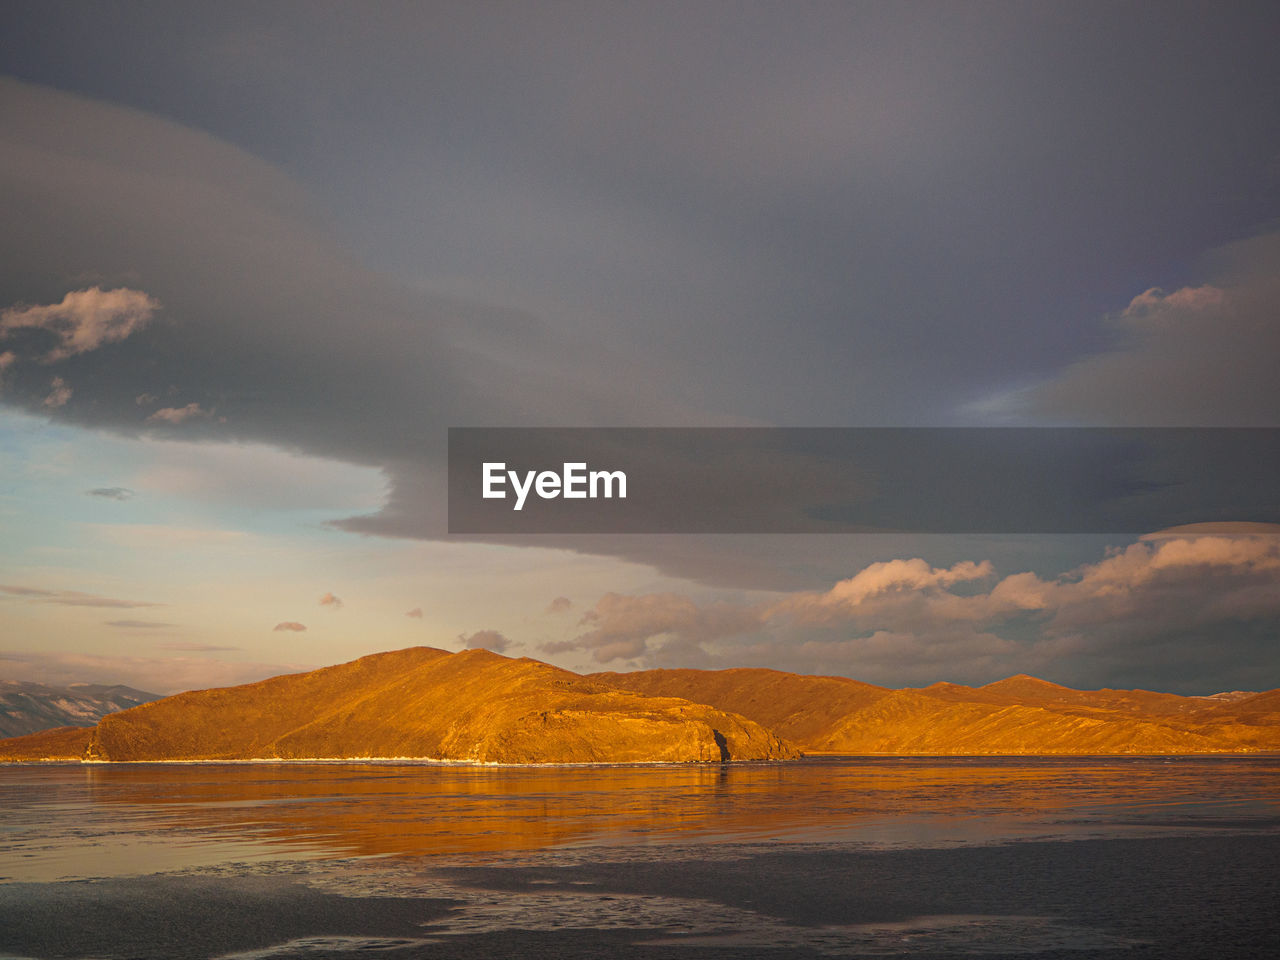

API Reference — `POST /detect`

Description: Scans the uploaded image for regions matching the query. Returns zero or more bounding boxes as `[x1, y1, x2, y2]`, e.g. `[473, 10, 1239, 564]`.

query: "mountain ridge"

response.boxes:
[0, 680, 160, 738]
[1, 648, 1276, 762]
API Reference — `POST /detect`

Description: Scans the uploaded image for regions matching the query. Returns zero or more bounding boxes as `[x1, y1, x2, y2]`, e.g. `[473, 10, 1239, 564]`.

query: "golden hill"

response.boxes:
[594, 668, 1280, 755]
[70, 647, 796, 763]
[4, 649, 1278, 763]
[590, 667, 891, 746]
[0, 725, 93, 761]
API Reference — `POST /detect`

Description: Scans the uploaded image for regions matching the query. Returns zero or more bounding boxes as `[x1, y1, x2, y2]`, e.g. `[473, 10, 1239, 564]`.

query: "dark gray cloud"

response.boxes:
[460, 629, 511, 654]
[1, 0, 1279, 597]
[978, 233, 1280, 427]
[6, 2, 1277, 425]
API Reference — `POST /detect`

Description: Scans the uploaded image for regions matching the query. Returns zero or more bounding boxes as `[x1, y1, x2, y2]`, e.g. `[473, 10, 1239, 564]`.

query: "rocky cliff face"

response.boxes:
[596, 668, 1280, 754]
[79, 647, 798, 763]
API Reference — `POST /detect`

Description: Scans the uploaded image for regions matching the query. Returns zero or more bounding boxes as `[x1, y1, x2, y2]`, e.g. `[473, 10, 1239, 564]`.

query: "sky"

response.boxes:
[1, 1, 1278, 696]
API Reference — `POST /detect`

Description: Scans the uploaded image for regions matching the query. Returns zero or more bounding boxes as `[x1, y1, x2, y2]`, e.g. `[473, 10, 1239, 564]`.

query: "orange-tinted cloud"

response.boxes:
[147, 402, 212, 424]
[0, 286, 159, 362]
[319, 592, 343, 609]
[272, 621, 307, 632]
[42, 376, 71, 408]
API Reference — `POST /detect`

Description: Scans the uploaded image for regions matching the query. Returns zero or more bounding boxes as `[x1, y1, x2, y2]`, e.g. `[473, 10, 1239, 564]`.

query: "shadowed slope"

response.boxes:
[597, 668, 1280, 754]
[81, 647, 797, 763]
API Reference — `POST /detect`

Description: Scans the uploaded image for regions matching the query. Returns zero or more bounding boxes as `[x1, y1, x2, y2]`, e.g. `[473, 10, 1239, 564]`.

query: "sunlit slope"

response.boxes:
[82, 647, 797, 762]
[595, 669, 1280, 754]
[0, 725, 94, 761]
[590, 668, 891, 745]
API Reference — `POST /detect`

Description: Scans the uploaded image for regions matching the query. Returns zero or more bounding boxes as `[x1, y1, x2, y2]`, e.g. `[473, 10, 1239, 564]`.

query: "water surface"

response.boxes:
[1, 756, 1277, 958]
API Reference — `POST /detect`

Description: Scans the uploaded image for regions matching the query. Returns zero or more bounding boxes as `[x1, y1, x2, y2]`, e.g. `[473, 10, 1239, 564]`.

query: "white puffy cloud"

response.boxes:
[769, 559, 994, 623]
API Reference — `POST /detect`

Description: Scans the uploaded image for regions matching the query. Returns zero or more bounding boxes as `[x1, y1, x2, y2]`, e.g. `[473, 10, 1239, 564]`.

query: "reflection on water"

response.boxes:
[1, 756, 1277, 881]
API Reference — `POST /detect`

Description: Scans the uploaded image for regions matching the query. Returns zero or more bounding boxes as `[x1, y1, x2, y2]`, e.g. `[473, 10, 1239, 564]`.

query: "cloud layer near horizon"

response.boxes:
[552, 535, 1280, 694]
[0, 650, 309, 696]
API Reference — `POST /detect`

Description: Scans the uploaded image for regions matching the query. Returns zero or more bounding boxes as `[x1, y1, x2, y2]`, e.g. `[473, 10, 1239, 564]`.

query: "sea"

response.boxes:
[1, 755, 1277, 959]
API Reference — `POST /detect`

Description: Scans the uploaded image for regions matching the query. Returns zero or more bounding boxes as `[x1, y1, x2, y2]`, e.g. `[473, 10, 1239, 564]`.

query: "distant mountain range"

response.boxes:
[0, 681, 159, 738]
[0, 648, 1276, 762]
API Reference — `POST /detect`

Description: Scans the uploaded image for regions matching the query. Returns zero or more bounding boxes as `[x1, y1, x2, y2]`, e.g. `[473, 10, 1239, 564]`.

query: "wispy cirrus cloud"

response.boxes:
[155, 641, 242, 652]
[104, 619, 176, 629]
[0, 584, 161, 609]
[86, 486, 135, 500]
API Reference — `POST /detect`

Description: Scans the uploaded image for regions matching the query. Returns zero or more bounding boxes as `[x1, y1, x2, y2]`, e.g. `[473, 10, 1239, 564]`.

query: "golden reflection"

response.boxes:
[69, 757, 1280, 860]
